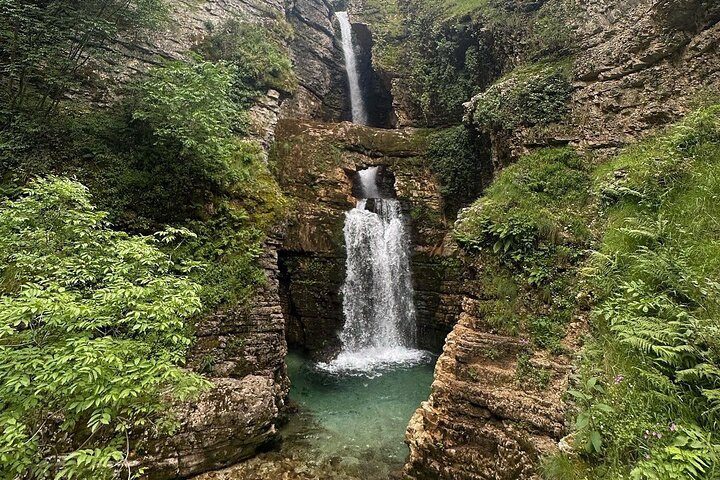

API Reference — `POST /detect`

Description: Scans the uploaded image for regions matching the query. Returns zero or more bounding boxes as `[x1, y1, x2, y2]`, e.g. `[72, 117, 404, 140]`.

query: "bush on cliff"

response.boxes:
[427, 125, 491, 215]
[454, 147, 592, 351]
[198, 18, 297, 107]
[468, 61, 573, 132]
[0, 177, 210, 479]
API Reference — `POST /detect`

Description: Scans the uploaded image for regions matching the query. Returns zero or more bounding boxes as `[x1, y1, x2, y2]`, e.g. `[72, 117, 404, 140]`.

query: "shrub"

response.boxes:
[198, 18, 296, 106]
[454, 147, 590, 263]
[546, 105, 720, 479]
[0, 177, 210, 479]
[132, 61, 240, 172]
[426, 125, 491, 215]
[468, 61, 573, 132]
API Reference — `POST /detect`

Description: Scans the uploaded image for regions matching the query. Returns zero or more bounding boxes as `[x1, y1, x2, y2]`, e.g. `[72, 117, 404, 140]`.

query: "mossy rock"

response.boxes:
[466, 60, 573, 132]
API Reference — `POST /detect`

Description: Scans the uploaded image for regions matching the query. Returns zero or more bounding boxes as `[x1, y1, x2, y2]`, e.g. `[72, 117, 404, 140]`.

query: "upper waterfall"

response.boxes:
[358, 166, 381, 198]
[336, 12, 368, 125]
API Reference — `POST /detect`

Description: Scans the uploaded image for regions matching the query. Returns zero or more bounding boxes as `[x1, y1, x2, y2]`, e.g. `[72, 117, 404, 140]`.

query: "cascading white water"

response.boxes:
[336, 11, 368, 125]
[320, 168, 428, 374]
[358, 166, 380, 198]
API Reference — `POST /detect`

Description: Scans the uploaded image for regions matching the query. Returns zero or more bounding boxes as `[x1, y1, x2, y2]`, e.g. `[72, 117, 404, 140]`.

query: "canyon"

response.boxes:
[3, 0, 717, 479]
[131, 0, 719, 478]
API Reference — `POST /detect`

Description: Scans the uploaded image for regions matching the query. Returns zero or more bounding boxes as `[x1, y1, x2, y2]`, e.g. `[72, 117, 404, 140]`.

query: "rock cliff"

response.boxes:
[97, 0, 352, 477]
[272, 119, 459, 357]
[404, 256, 576, 480]
[465, 0, 720, 161]
[404, 1, 720, 479]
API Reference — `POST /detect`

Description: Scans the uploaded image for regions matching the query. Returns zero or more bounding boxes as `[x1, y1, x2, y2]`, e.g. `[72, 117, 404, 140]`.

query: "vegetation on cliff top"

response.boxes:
[467, 60, 573, 132]
[360, 0, 577, 126]
[454, 146, 593, 352]
[426, 126, 492, 216]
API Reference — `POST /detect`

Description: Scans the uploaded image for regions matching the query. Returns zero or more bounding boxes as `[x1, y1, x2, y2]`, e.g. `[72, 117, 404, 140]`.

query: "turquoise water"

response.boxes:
[282, 351, 436, 479]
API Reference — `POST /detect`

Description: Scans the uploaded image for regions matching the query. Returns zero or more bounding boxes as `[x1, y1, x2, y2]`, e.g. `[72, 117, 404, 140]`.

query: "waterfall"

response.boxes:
[320, 168, 428, 374]
[358, 166, 380, 198]
[336, 12, 368, 125]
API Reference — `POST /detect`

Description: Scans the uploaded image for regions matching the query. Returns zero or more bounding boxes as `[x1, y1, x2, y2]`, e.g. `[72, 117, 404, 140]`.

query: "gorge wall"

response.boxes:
[396, 1, 720, 479]
[94, 0, 356, 477]
[94, 0, 720, 478]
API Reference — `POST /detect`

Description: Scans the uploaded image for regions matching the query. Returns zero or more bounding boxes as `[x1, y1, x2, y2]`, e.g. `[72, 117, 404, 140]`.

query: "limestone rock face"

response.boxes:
[464, 0, 720, 160]
[282, 0, 349, 121]
[567, 0, 720, 150]
[138, 376, 280, 480]
[406, 2, 720, 479]
[272, 119, 459, 358]
[404, 265, 572, 480]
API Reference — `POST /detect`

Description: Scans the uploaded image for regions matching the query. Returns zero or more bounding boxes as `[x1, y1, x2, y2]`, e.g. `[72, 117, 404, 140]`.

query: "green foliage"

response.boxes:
[630, 426, 720, 480]
[199, 18, 296, 106]
[357, 0, 404, 73]
[530, 314, 568, 354]
[131, 60, 266, 196]
[0, 5, 292, 477]
[396, 6, 488, 125]
[545, 105, 720, 479]
[0, 177, 210, 479]
[541, 453, 591, 480]
[364, 0, 577, 125]
[454, 147, 592, 349]
[455, 147, 590, 263]
[469, 61, 573, 131]
[134, 61, 239, 162]
[516, 353, 551, 390]
[426, 125, 491, 215]
[0, 0, 168, 119]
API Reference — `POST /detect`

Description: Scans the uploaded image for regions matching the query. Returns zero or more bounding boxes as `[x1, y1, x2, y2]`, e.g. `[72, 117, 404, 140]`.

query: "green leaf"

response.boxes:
[590, 431, 602, 453]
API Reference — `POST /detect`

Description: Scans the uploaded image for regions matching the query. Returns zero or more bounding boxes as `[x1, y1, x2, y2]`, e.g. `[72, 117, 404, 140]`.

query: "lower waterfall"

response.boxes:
[320, 167, 429, 374]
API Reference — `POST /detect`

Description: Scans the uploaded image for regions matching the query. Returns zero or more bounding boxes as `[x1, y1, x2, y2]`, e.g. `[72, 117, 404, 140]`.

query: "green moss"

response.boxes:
[197, 18, 297, 106]
[516, 353, 551, 391]
[453, 147, 592, 349]
[469, 60, 573, 131]
[426, 125, 492, 215]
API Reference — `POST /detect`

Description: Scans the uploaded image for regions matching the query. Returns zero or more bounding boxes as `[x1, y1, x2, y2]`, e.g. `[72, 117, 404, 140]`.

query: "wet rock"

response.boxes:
[137, 376, 281, 480]
[272, 119, 456, 357]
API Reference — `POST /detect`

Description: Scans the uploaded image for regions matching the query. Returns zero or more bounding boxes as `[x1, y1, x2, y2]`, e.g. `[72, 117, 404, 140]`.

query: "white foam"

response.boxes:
[317, 347, 432, 377]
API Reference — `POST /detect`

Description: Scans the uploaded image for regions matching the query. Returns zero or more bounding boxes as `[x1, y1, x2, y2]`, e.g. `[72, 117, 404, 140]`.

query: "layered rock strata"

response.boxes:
[404, 260, 574, 479]
[272, 119, 459, 357]
[405, 2, 720, 479]
[465, 0, 720, 161]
